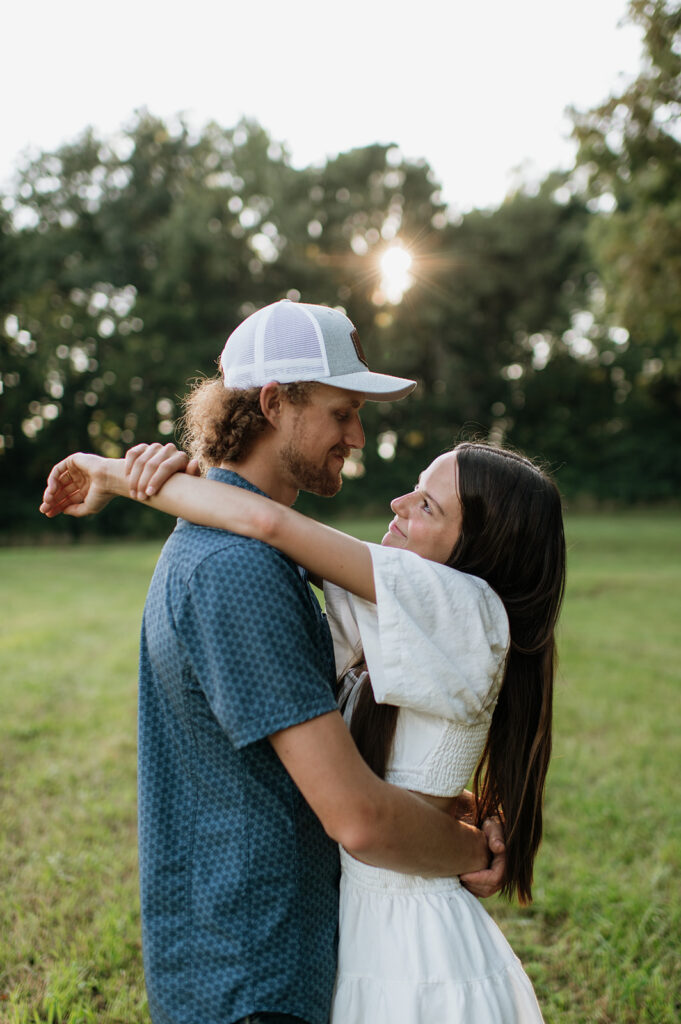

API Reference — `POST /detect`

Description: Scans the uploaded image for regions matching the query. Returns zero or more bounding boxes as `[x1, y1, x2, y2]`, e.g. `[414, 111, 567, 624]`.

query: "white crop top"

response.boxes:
[324, 544, 510, 797]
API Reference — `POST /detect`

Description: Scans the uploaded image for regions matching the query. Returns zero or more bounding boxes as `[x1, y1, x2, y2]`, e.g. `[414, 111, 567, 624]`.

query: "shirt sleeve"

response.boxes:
[350, 544, 510, 726]
[322, 580, 363, 679]
[179, 538, 338, 748]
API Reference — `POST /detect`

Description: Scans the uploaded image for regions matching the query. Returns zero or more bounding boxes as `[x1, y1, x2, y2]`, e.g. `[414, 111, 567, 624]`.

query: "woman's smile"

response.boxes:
[388, 518, 406, 538]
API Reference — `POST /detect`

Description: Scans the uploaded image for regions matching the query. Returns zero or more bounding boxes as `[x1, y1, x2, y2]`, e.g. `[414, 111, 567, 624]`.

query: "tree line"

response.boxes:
[1, 0, 679, 538]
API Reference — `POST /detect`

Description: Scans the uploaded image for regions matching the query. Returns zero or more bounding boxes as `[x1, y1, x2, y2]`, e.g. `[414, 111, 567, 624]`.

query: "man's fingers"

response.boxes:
[460, 876, 496, 899]
[460, 856, 504, 898]
[461, 816, 506, 898]
[481, 817, 506, 853]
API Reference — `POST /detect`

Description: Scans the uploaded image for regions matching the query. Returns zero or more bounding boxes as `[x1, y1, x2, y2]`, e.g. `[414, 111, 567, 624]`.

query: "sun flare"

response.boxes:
[379, 245, 413, 304]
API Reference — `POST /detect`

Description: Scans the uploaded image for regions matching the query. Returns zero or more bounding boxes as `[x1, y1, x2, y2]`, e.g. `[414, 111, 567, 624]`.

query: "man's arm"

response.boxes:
[270, 710, 488, 877]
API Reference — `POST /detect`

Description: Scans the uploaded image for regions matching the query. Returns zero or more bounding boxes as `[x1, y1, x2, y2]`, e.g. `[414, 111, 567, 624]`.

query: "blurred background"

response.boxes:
[1, 0, 679, 538]
[2, 6, 680, 1022]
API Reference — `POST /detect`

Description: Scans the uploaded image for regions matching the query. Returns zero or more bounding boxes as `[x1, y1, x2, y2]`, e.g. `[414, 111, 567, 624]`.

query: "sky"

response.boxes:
[2, 0, 644, 213]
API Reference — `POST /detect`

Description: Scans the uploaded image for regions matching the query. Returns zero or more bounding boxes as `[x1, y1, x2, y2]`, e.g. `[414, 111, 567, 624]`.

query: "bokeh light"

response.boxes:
[378, 244, 413, 304]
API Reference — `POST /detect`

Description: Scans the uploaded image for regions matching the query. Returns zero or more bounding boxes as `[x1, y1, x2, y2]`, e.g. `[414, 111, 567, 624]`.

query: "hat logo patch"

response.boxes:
[350, 329, 368, 368]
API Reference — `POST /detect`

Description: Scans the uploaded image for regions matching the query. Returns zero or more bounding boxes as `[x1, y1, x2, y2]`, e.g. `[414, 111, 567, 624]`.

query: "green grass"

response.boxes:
[1, 514, 680, 1023]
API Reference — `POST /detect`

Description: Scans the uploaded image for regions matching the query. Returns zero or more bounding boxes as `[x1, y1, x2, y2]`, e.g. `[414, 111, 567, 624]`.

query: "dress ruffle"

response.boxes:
[331, 852, 544, 1024]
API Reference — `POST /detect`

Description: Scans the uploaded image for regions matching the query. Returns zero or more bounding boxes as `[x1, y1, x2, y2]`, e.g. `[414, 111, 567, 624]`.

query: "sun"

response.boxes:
[378, 244, 413, 304]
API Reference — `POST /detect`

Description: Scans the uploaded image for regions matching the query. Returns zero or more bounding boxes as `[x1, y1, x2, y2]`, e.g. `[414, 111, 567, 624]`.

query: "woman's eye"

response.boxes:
[415, 485, 431, 513]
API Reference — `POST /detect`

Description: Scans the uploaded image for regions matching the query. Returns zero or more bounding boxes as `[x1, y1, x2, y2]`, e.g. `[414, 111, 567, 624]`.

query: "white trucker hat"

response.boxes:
[219, 299, 416, 402]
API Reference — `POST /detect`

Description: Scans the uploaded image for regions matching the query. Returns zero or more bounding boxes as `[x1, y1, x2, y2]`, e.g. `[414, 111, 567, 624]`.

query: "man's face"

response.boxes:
[279, 384, 366, 496]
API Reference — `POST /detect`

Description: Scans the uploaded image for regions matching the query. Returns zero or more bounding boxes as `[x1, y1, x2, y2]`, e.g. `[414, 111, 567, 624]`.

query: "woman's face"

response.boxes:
[381, 451, 463, 564]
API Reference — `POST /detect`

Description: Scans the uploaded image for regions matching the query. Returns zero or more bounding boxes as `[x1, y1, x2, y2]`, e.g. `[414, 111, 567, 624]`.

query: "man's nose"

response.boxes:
[345, 413, 365, 450]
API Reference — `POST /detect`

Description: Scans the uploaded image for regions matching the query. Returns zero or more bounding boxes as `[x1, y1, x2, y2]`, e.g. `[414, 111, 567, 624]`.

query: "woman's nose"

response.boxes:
[390, 493, 410, 516]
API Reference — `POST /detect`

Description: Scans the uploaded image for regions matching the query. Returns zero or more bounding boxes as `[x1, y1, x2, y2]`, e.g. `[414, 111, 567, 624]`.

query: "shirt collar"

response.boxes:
[205, 467, 309, 581]
[206, 467, 270, 500]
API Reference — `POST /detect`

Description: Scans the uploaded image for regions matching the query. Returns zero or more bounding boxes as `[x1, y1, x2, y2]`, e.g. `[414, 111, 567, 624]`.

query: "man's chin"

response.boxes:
[281, 445, 343, 497]
[311, 473, 343, 498]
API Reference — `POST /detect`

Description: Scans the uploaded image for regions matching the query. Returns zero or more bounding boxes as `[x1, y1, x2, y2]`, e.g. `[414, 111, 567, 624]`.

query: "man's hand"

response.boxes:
[40, 453, 113, 518]
[125, 443, 200, 500]
[449, 793, 506, 898]
[460, 817, 506, 898]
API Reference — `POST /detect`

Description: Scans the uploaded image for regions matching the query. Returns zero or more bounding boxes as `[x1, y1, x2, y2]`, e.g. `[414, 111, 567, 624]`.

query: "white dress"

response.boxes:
[324, 544, 544, 1024]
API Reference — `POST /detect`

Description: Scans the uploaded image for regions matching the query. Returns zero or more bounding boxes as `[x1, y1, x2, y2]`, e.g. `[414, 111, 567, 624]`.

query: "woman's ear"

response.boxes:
[259, 382, 283, 428]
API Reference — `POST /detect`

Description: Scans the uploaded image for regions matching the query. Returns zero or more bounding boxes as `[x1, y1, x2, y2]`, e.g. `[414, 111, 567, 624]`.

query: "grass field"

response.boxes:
[1, 512, 680, 1023]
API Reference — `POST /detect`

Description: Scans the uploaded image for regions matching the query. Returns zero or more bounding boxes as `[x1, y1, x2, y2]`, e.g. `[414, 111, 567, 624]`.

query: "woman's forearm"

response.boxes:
[105, 459, 377, 602]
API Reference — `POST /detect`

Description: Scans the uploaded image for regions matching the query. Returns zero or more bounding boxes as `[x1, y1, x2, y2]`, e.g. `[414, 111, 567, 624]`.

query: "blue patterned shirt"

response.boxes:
[137, 469, 340, 1024]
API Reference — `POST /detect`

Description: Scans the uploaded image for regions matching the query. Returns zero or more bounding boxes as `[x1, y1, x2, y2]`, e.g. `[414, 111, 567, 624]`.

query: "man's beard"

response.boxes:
[280, 441, 347, 497]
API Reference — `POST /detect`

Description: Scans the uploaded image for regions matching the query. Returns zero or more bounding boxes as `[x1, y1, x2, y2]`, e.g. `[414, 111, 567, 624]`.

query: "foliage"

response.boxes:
[570, 0, 681, 342]
[564, 0, 681, 499]
[2, 2, 681, 535]
[1, 112, 594, 531]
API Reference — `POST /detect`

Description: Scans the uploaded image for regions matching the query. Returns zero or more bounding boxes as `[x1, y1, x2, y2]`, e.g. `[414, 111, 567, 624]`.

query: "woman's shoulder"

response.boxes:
[366, 543, 508, 630]
[355, 544, 509, 722]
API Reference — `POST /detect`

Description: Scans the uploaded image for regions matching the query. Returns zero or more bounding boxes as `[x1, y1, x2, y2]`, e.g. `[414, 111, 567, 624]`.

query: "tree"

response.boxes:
[0, 113, 307, 534]
[7, 89, 675, 535]
[567, 0, 681, 499]
[0, 120, 594, 529]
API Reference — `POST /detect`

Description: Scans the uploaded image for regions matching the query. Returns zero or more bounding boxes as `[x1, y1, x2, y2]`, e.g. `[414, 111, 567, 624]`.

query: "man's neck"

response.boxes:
[218, 447, 298, 507]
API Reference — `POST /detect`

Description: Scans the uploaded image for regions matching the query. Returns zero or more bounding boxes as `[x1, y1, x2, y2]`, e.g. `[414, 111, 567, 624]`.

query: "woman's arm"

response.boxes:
[40, 453, 377, 602]
[155, 471, 377, 601]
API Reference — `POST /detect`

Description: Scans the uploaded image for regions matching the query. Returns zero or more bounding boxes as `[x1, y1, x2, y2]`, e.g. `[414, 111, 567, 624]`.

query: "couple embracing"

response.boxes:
[42, 298, 565, 1024]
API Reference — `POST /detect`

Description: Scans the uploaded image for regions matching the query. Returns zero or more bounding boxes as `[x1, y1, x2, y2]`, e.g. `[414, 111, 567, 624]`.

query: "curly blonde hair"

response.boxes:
[178, 377, 316, 469]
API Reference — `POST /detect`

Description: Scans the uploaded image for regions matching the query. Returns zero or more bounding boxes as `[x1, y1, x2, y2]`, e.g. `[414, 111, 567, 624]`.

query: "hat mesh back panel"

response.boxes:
[261, 304, 326, 380]
[222, 326, 260, 388]
[223, 304, 329, 387]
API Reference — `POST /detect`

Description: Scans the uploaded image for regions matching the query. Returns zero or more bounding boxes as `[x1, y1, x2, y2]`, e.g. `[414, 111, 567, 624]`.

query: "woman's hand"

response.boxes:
[40, 453, 116, 518]
[125, 443, 200, 500]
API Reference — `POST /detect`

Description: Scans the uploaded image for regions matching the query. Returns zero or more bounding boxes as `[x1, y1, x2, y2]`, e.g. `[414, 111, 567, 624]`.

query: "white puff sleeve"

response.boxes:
[354, 545, 508, 723]
[323, 544, 510, 796]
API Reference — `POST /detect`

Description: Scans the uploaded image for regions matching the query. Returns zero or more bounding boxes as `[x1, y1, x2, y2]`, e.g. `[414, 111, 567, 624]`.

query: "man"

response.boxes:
[41, 299, 504, 1024]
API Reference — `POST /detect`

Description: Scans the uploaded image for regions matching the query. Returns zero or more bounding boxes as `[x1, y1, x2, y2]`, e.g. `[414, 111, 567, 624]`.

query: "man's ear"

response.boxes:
[259, 382, 284, 429]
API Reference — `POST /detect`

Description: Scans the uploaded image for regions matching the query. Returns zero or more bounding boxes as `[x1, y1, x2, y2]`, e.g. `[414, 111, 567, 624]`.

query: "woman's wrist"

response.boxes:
[101, 457, 131, 500]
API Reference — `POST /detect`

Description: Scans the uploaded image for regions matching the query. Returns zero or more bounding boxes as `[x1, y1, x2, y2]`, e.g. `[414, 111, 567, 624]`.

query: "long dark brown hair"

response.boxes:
[348, 441, 566, 904]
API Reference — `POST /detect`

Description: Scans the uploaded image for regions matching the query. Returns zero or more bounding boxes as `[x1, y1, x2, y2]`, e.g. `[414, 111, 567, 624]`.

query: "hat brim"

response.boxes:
[321, 370, 416, 402]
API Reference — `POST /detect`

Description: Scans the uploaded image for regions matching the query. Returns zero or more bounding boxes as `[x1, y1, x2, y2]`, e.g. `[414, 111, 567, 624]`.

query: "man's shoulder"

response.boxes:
[161, 520, 299, 585]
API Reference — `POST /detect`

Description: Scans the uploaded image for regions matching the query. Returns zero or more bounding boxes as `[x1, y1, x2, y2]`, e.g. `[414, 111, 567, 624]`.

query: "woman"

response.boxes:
[41, 439, 565, 1022]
